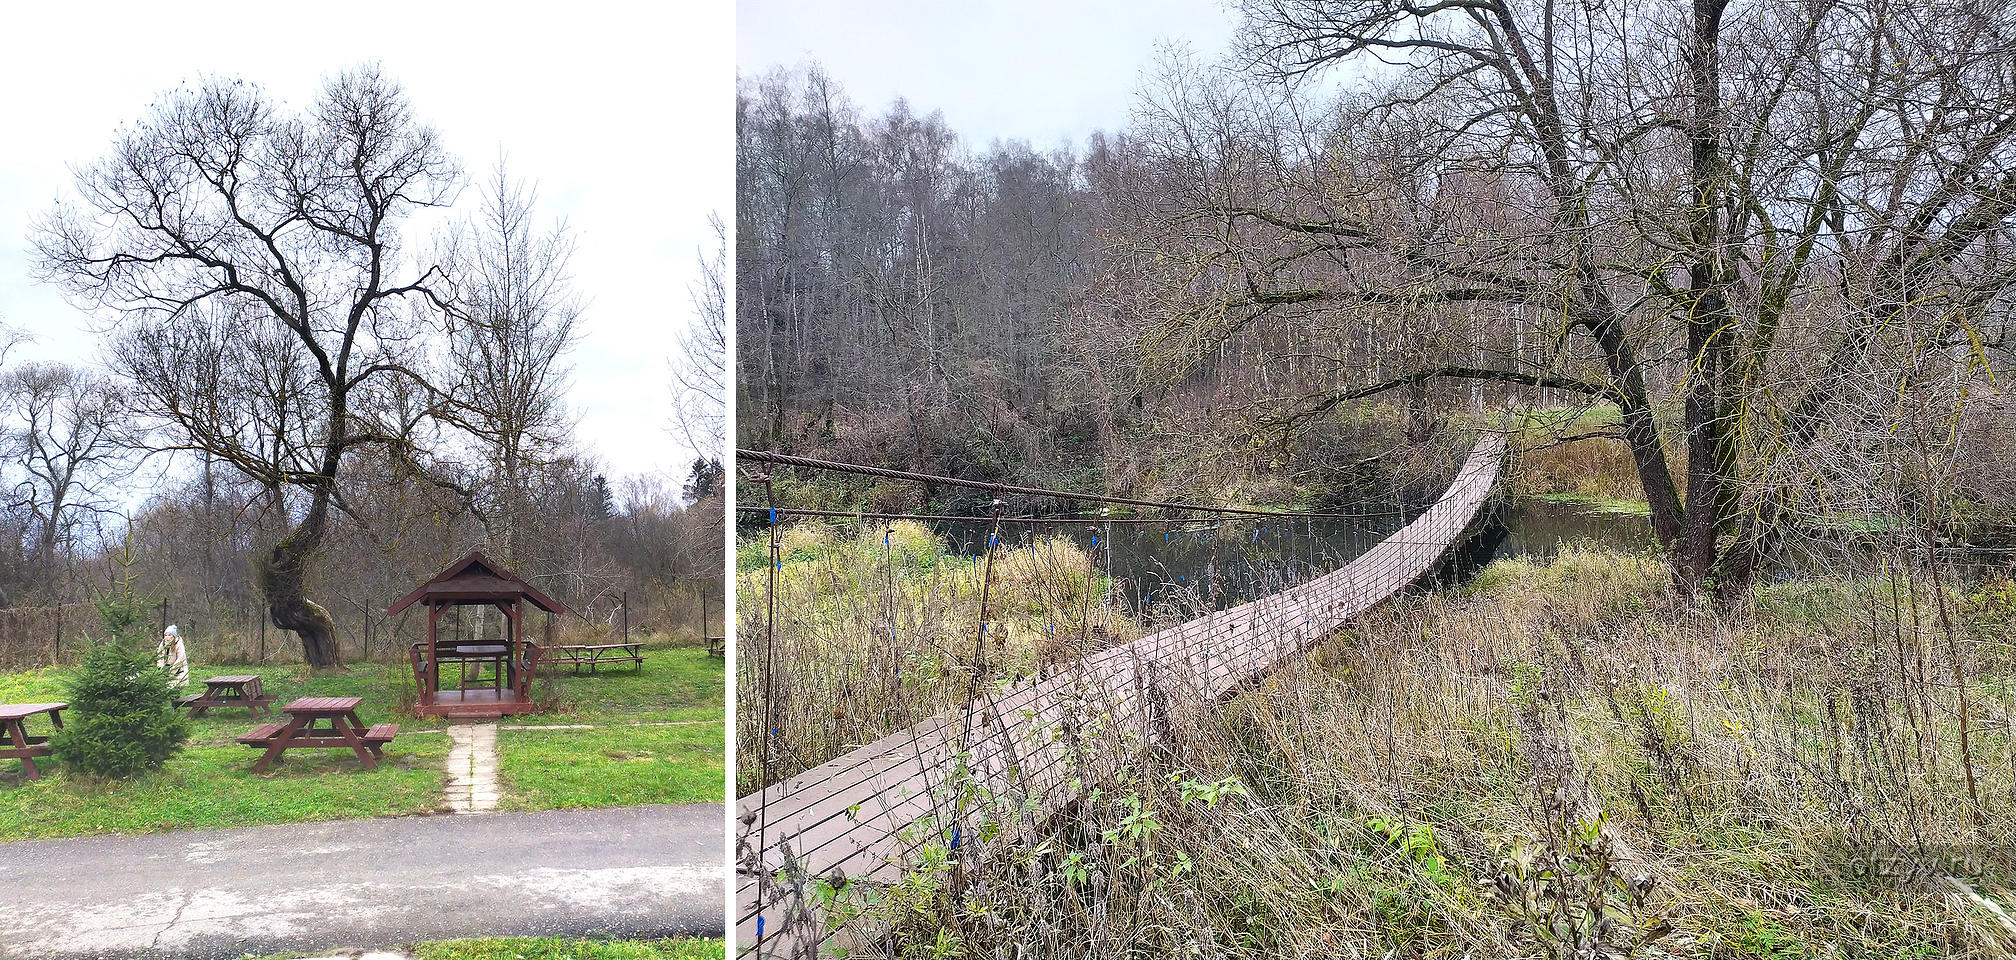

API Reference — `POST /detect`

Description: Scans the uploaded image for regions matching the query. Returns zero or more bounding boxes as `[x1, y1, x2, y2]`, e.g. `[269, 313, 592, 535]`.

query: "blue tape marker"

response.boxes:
[757, 916, 765, 938]
[950, 826, 961, 848]
[769, 507, 777, 524]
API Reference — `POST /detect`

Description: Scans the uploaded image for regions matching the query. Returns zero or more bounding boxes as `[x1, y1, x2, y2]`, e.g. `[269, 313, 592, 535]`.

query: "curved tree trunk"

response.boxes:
[257, 488, 342, 669]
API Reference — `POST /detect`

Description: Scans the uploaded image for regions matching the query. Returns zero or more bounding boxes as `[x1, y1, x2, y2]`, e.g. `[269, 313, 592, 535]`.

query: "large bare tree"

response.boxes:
[1117, 0, 2016, 597]
[34, 65, 464, 666]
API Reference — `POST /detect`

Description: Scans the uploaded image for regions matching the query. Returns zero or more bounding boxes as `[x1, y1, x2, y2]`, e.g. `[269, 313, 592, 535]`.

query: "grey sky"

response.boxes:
[0, 2, 733, 490]
[738, 0, 1240, 148]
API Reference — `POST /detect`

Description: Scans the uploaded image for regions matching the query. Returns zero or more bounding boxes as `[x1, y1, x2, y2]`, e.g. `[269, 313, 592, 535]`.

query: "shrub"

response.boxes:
[50, 642, 191, 778]
[48, 578, 190, 779]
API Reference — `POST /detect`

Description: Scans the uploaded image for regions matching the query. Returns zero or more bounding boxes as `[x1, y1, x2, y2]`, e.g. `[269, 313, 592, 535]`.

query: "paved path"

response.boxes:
[442, 722, 500, 813]
[0, 804, 724, 959]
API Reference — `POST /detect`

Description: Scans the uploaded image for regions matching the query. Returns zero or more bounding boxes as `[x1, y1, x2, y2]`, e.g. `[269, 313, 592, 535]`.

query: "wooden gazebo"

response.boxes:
[389, 551, 567, 718]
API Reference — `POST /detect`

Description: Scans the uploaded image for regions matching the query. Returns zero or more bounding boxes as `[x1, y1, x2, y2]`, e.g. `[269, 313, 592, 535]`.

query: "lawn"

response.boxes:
[411, 937, 724, 960]
[0, 638, 723, 840]
[242, 938, 725, 960]
[499, 647, 725, 809]
[499, 720, 723, 809]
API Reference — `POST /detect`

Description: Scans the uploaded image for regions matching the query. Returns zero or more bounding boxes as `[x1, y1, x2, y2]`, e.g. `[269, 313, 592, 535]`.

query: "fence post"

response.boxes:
[53, 604, 63, 664]
[158, 599, 169, 636]
[620, 591, 629, 642]
[258, 612, 266, 663]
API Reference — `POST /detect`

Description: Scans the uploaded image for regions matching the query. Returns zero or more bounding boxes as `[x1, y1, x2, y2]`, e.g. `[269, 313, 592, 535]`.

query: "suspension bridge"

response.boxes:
[736, 433, 1508, 955]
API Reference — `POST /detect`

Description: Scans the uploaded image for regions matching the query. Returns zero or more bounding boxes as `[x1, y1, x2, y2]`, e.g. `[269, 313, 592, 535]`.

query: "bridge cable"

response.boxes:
[738, 448, 1410, 522]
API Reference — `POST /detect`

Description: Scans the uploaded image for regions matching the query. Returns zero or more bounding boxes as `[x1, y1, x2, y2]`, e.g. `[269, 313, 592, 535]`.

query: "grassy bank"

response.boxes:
[1, 637, 723, 839]
[834, 545, 2016, 957]
[1508, 405, 1654, 509]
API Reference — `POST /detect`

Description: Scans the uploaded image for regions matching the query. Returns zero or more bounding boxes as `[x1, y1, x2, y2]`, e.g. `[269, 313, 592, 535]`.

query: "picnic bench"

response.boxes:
[238, 696, 396, 773]
[176, 675, 277, 717]
[706, 635, 725, 657]
[0, 703, 65, 781]
[542, 642, 646, 674]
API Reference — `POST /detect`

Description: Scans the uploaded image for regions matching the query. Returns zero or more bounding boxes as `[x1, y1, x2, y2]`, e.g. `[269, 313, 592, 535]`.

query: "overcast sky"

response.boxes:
[738, 0, 1241, 149]
[0, 2, 733, 490]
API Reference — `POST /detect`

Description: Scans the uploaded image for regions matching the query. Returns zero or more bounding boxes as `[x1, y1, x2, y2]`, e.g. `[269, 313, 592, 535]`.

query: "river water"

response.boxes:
[923, 496, 1656, 616]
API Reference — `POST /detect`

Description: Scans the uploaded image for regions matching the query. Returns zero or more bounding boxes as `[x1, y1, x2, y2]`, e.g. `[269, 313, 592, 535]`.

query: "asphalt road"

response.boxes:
[0, 804, 725, 959]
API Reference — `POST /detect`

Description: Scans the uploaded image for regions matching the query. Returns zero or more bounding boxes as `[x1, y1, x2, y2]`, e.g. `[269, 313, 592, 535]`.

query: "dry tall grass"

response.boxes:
[737, 520, 1141, 794]
[823, 544, 2016, 958]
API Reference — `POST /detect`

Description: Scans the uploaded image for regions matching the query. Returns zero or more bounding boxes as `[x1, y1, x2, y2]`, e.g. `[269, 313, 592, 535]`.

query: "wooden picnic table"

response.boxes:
[0, 702, 66, 781]
[542, 641, 646, 675]
[238, 696, 396, 774]
[177, 675, 276, 717]
[436, 641, 513, 691]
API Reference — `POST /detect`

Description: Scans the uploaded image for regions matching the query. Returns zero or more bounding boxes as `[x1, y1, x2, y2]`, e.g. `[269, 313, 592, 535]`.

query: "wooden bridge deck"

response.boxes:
[736, 434, 1507, 955]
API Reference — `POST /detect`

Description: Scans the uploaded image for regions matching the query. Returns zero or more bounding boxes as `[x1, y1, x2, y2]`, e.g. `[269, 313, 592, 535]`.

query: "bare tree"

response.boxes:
[0, 362, 132, 601]
[440, 155, 582, 565]
[1111, 0, 2016, 598]
[671, 211, 728, 464]
[35, 65, 464, 667]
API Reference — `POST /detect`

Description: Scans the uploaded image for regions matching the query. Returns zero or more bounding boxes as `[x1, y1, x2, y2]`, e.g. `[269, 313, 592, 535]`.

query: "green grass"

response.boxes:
[1, 639, 724, 840]
[0, 732, 451, 840]
[499, 720, 724, 809]
[411, 937, 724, 960]
[536, 646, 725, 725]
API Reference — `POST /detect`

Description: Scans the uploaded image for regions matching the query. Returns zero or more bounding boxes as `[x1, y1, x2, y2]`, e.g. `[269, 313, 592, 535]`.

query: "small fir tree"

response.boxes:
[49, 564, 189, 778]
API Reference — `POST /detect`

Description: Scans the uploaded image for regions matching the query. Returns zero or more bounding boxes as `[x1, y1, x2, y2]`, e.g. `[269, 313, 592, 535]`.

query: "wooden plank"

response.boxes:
[0, 703, 67, 722]
[735, 436, 1506, 954]
[282, 696, 363, 713]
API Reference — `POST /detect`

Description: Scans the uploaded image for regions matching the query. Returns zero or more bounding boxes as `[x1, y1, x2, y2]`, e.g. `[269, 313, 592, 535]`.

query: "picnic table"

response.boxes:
[237, 696, 396, 774]
[177, 675, 277, 717]
[0, 702, 66, 781]
[542, 642, 646, 675]
[706, 635, 726, 658]
[436, 641, 512, 690]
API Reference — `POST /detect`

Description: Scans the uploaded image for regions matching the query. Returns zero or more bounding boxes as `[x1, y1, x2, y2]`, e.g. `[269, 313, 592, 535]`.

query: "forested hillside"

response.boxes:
[737, 23, 2016, 592]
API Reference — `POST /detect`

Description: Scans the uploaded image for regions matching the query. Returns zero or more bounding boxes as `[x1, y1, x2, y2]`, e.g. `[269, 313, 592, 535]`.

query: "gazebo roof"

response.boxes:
[386, 551, 568, 616]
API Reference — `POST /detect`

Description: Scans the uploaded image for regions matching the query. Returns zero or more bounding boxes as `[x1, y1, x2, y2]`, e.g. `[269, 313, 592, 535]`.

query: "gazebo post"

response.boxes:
[426, 604, 446, 700]
[503, 600, 519, 693]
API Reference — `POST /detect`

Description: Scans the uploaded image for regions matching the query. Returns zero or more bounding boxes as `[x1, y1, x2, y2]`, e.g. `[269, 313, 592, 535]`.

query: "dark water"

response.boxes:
[925, 496, 1655, 616]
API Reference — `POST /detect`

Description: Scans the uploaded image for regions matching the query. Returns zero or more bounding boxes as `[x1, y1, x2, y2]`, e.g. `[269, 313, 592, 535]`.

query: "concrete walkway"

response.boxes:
[0, 803, 724, 959]
[442, 723, 500, 813]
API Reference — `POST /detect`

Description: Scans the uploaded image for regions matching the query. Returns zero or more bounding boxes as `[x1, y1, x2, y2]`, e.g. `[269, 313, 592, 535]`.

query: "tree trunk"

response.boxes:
[258, 488, 342, 669]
